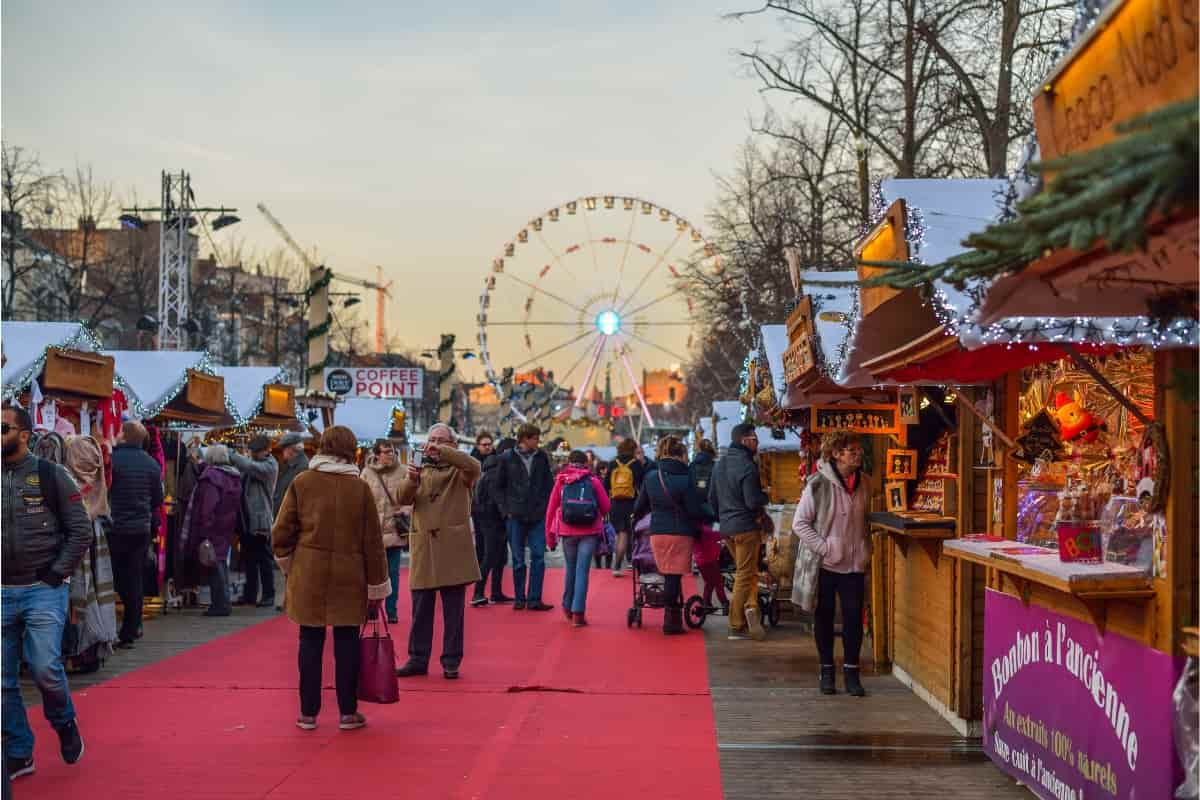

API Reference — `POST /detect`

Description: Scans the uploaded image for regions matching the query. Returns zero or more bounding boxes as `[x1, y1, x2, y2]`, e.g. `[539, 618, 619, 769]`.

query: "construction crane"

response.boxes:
[256, 202, 393, 354]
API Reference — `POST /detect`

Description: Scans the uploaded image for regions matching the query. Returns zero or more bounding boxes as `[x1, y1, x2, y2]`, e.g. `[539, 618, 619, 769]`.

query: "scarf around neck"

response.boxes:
[309, 455, 362, 476]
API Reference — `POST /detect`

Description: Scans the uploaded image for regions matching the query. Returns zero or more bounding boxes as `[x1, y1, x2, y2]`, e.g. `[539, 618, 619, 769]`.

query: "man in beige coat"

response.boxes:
[394, 424, 481, 680]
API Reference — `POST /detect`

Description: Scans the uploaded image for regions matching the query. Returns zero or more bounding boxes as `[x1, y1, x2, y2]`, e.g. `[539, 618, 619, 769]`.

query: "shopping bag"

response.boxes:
[357, 617, 399, 704]
[597, 521, 616, 556]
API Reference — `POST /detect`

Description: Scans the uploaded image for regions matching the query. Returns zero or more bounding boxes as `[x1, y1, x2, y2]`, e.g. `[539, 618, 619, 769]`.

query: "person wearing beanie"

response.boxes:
[232, 435, 279, 608]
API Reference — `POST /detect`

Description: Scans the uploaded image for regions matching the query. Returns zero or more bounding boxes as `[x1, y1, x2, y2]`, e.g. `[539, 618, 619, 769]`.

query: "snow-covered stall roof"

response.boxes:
[864, 179, 1198, 352]
[331, 397, 404, 444]
[1, 322, 104, 401]
[796, 270, 858, 379]
[711, 400, 802, 453]
[213, 365, 292, 426]
[108, 350, 215, 419]
[759, 325, 789, 397]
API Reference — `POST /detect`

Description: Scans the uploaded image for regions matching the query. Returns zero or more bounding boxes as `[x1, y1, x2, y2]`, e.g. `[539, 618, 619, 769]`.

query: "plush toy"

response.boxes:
[1053, 392, 1106, 443]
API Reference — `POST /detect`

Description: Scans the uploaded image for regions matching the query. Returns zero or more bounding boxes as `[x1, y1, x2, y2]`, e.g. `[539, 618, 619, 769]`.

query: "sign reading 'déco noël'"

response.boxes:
[323, 367, 424, 400]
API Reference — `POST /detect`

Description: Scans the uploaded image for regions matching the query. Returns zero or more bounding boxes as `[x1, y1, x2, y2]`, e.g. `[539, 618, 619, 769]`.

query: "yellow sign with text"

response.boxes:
[1034, 0, 1198, 161]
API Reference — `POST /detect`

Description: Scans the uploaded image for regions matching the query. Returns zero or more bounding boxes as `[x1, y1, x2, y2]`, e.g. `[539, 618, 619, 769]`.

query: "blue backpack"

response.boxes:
[560, 477, 599, 525]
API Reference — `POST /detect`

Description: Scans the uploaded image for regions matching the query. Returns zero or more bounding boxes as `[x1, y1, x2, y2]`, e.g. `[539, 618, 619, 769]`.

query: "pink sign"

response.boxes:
[983, 589, 1181, 800]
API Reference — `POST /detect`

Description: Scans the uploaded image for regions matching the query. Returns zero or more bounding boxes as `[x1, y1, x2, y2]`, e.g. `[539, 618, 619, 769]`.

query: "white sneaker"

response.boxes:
[745, 607, 766, 641]
[612, 569, 624, 577]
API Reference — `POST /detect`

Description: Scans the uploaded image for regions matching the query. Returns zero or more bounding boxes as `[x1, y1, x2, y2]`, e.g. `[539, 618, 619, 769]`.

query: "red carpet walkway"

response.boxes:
[26, 569, 722, 800]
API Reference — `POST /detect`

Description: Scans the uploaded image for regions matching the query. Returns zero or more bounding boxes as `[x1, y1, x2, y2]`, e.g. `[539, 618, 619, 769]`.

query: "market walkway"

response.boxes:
[705, 611, 1026, 799]
[21, 569, 1025, 800]
[23, 568, 720, 800]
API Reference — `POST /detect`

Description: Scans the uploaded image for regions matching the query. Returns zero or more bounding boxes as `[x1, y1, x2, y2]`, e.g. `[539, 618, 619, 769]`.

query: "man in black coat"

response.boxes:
[108, 420, 165, 648]
[470, 434, 513, 606]
[491, 424, 553, 611]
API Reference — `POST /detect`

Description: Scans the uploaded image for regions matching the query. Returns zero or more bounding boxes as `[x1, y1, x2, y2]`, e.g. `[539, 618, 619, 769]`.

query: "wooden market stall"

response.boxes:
[1, 322, 116, 435]
[849, 4, 1199, 793]
[836, 178, 1010, 734]
[213, 365, 302, 433]
[109, 351, 230, 428]
[741, 324, 811, 503]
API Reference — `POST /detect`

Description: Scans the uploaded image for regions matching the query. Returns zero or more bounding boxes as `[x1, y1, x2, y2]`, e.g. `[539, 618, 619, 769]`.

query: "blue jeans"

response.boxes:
[561, 535, 598, 614]
[386, 547, 404, 620]
[2, 582, 77, 759]
[506, 519, 546, 603]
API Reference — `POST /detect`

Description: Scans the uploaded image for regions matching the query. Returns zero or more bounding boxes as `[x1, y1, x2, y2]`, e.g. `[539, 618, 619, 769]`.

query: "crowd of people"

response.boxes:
[3, 407, 873, 782]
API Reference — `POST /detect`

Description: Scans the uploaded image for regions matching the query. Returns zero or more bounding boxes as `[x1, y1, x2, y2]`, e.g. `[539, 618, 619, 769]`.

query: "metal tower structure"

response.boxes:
[158, 171, 193, 350]
[123, 171, 238, 351]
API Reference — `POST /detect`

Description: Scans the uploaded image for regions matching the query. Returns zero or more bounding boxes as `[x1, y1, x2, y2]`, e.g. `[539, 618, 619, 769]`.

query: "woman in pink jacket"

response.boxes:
[545, 451, 611, 627]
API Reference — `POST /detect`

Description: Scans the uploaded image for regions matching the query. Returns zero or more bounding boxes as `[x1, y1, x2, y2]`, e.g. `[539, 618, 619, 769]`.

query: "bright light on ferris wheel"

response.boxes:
[595, 310, 622, 336]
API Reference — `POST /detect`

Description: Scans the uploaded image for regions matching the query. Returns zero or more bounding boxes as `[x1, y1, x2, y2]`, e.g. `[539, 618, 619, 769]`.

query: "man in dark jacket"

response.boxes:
[491, 424, 554, 611]
[272, 432, 308, 516]
[470, 435, 513, 606]
[232, 436, 279, 608]
[709, 423, 770, 641]
[109, 420, 165, 648]
[2, 405, 91, 780]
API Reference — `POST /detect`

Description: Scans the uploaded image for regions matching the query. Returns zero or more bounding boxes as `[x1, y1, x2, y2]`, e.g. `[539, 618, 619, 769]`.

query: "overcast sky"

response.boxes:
[3, 1, 778, 378]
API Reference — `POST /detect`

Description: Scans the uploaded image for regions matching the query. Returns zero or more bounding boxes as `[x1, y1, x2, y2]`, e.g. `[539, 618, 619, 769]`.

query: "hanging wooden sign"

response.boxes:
[783, 296, 817, 384]
[1033, 0, 1200, 162]
[41, 349, 114, 399]
[811, 403, 900, 435]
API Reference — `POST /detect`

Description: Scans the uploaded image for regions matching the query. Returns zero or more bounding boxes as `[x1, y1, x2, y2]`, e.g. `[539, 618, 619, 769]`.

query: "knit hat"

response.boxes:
[278, 432, 304, 448]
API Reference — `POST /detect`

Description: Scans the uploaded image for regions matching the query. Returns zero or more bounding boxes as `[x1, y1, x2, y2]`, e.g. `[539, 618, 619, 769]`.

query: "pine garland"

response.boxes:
[860, 99, 1199, 291]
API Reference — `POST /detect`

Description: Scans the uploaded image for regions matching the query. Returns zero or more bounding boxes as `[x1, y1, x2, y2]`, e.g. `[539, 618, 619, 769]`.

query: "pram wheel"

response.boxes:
[626, 608, 636, 628]
[684, 595, 707, 629]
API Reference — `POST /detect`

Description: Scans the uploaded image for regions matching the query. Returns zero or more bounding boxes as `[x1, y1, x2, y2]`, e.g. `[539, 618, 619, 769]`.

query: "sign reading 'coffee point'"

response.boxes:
[1034, 0, 1199, 161]
[324, 367, 423, 399]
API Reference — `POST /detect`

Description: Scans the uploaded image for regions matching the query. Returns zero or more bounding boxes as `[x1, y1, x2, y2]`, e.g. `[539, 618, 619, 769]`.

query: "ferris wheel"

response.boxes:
[476, 194, 722, 426]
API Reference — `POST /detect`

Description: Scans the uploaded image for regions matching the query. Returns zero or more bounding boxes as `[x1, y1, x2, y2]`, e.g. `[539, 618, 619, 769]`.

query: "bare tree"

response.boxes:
[729, 0, 1071, 181]
[1, 143, 62, 318]
[914, 0, 1073, 176]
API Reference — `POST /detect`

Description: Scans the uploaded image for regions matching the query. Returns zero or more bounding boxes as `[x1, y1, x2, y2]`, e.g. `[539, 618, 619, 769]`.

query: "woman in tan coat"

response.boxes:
[393, 423, 481, 680]
[272, 426, 391, 731]
[360, 439, 410, 624]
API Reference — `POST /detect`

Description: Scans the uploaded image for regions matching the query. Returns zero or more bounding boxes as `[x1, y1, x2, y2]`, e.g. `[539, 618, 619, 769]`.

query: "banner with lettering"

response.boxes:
[983, 589, 1181, 800]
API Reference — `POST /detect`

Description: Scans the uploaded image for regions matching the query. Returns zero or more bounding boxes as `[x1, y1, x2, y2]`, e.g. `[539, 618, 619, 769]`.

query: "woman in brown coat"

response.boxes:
[272, 426, 390, 731]
[393, 423, 481, 680]
[360, 439, 410, 624]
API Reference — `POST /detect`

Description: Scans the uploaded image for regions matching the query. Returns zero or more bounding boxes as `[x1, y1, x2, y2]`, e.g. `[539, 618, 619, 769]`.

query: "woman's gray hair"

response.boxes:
[427, 423, 456, 441]
[203, 443, 231, 466]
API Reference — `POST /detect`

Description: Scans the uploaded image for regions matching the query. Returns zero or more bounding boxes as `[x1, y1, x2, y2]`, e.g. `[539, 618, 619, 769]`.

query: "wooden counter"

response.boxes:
[868, 511, 957, 539]
[942, 537, 1156, 644]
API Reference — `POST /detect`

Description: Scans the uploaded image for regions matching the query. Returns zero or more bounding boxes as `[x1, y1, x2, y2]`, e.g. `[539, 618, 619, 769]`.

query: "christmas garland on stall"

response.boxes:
[857, 99, 1199, 292]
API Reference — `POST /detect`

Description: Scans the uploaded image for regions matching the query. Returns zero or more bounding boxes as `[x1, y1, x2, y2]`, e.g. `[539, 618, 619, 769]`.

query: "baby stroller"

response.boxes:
[718, 539, 781, 628]
[626, 529, 708, 629]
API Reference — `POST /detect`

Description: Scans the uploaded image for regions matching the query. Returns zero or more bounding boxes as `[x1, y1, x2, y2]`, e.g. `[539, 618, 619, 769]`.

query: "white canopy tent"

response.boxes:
[212, 365, 301, 429]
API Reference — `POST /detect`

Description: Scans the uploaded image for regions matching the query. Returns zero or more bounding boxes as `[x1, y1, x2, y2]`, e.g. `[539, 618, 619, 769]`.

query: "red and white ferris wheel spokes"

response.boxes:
[478, 195, 717, 414]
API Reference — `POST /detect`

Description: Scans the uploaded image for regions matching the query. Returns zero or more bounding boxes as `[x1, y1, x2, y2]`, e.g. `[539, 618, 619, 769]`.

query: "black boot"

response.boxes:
[819, 665, 836, 695]
[663, 605, 685, 636]
[844, 665, 866, 697]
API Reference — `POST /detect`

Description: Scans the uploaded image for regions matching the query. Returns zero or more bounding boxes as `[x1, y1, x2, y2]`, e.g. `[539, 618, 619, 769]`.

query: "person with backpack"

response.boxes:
[604, 438, 645, 577]
[108, 420, 165, 648]
[631, 436, 710, 635]
[2, 405, 91, 782]
[491, 423, 554, 611]
[545, 450, 611, 627]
